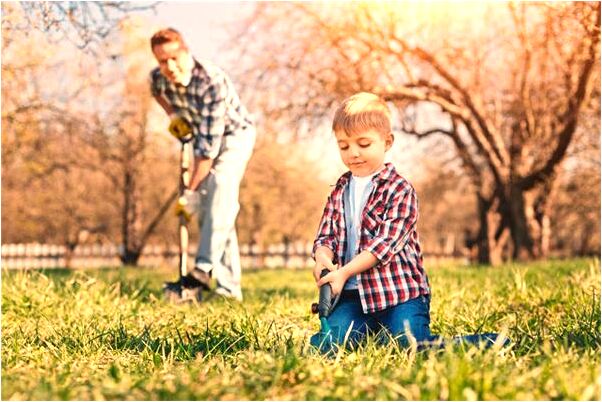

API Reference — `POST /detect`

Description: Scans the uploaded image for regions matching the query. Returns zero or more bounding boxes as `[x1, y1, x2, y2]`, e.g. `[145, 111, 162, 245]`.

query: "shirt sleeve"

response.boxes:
[312, 193, 339, 262]
[149, 68, 163, 98]
[193, 77, 228, 159]
[364, 185, 418, 265]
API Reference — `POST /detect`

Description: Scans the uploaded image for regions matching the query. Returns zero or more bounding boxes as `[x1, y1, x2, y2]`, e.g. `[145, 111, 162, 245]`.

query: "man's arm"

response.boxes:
[189, 156, 213, 191]
[153, 95, 174, 116]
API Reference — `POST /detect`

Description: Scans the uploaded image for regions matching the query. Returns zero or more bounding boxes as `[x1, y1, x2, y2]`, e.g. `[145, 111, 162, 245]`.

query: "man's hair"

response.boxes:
[150, 28, 188, 51]
[332, 92, 392, 137]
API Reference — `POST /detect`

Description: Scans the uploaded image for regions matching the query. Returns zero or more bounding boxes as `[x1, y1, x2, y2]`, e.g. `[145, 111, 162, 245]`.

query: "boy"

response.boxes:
[310, 92, 505, 352]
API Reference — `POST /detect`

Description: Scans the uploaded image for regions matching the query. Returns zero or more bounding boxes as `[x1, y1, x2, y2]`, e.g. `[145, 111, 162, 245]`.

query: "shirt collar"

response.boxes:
[191, 59, 207, 82]
[335, 162, 396, 189]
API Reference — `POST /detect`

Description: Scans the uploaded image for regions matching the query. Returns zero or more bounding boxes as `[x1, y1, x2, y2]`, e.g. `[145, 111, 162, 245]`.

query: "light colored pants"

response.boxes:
[195, 126, 255, 300]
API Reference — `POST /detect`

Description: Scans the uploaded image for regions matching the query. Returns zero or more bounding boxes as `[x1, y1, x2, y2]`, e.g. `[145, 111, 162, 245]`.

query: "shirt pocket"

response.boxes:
[362, 200, 385, 235]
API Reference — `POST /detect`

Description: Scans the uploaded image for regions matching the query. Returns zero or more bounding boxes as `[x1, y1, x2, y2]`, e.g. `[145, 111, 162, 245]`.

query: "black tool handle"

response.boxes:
[318, 268, 332, 318]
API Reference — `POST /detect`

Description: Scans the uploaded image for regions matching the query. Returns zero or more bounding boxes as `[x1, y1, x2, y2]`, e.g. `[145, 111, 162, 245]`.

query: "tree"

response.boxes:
[1, 6, 114, 261]
[78, 18, 181, 265]
[2, 10, 181, 266]
[2, 1, 157, 51]
[550, 94, 601, 257]
[234, 2, 600, 264]
[238, 138, 328, 251]
[413, 159, 478, 259]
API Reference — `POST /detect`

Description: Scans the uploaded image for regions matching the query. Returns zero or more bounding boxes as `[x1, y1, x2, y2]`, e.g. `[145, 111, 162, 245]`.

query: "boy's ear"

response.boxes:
[385, 132, 394, 150]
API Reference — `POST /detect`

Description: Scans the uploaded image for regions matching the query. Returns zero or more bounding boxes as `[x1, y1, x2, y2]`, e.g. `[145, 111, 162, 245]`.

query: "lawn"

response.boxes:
[2, 258, 600, 400]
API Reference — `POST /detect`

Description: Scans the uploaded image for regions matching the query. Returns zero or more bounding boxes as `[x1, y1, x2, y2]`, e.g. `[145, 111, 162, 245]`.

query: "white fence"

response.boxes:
[1, 242, 465, 271]
[1, 242, 315, 270]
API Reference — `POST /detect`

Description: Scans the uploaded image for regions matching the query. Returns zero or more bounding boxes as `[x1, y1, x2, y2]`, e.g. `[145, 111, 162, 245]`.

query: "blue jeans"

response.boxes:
[310, 291, 509, 353]
[194, 126, 256, 301]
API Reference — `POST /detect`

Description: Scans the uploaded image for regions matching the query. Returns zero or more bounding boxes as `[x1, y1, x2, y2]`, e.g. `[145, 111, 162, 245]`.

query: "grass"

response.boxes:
[2, 258, 600, 400]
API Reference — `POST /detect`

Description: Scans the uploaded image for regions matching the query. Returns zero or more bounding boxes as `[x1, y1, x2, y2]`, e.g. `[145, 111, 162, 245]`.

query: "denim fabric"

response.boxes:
[310, 292, 510, 353]
[194, 125, 255, 300]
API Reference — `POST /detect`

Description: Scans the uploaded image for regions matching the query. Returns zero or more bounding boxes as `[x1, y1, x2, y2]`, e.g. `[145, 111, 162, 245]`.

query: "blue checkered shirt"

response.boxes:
[150, 59, 253, 159]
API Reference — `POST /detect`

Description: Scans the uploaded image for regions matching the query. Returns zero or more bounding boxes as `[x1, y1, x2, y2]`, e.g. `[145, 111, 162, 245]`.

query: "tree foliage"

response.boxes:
[2, 2, 157, 51]
[234, 2, 601, 264]
[238, 138, 329, 248]
[1, 14, 178, 266]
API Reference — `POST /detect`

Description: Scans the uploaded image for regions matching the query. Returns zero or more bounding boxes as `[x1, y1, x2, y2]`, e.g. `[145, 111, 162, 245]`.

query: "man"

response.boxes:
[150, 28, 255, 301]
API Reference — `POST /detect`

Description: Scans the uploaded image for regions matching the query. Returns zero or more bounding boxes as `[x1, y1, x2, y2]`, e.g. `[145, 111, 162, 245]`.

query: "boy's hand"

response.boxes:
[313, 252, 337, 283]
[317, 269, 348, 297]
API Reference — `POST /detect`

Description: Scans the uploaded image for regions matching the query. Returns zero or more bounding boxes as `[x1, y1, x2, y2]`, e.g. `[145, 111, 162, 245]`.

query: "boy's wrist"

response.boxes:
[315, 247, 333, 261]
[339, 264, 352, 280]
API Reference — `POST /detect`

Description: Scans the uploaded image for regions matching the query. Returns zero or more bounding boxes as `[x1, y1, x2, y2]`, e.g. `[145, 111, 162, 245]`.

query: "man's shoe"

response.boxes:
[214, 287, 243, 302]
[162, 280, 203, 303]
[186, 268, 212, 291]
[163, 280, 182, 303]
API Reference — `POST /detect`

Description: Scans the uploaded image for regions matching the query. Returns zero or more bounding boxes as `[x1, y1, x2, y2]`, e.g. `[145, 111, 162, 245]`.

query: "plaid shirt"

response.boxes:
[313, 163, 430, 313]
[150, 59, 253, 159]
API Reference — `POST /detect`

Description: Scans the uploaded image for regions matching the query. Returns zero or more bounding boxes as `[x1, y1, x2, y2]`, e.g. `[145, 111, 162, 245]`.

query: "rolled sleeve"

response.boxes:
[311, 194, 339, 261]
[193, 80, 227, 159]
[365, 187, 417, 265]
[312, 237, 337, 259]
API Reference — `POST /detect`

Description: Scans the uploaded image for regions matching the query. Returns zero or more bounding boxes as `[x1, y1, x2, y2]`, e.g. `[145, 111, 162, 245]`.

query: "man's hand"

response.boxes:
[174, 189, 200, 221]
[317, 268, 348, 297]
[168, 114, 193, 141]
[313, 248, 337, 283]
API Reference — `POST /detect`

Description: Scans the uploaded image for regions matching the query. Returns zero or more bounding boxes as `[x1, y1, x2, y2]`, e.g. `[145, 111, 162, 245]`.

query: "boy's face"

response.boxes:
[335, 129, 393, 177]
[152, 41, 193, 86]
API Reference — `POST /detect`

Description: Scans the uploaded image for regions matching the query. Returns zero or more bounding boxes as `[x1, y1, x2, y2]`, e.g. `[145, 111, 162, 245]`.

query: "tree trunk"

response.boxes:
[64, 242, 77, 269]
[120, 168, 143, 266]
[121, 249, 141, 266]
[508, 184, 536, 261]
[283, 235, 291, 269]
[476, 193, 510, 266]
[532, 180, 554, 259]
[476, 183, 555, 265]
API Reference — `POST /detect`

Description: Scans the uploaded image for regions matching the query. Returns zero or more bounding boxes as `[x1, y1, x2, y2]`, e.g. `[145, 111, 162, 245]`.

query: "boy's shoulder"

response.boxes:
[333, 171, 353, 189]
[382, 164, 414, 190]
[376, 165, 416, 204]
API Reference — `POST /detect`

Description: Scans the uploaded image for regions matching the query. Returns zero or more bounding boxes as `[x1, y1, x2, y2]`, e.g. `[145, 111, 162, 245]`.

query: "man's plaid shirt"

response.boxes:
[150, 59, 253, 159]
[313, 163, 430, 314]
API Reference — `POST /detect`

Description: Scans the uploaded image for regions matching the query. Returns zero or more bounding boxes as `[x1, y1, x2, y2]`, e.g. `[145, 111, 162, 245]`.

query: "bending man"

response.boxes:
[150, 28, 255, 301]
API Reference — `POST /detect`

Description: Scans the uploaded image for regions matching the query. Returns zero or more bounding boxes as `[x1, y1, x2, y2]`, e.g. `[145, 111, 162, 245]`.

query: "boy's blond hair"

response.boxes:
[332, 92, 392, 137]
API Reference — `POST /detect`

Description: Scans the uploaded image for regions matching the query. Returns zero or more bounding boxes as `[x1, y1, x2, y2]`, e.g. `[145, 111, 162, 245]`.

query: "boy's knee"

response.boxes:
[309, 326, 363, 354]
[310, 332, 337, 355]
[382, 320, 432, 349]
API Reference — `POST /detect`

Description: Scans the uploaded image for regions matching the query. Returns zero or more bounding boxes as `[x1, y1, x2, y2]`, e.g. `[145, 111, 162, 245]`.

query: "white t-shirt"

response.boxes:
[344, 169, 382, 290]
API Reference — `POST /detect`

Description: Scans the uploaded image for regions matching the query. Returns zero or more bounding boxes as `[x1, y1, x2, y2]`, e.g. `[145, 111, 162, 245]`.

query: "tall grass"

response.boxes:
[2, 259, 600, 400]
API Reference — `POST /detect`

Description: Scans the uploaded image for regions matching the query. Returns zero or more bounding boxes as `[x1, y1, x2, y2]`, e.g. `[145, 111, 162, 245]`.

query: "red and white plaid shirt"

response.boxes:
[313, 163, 430, 313]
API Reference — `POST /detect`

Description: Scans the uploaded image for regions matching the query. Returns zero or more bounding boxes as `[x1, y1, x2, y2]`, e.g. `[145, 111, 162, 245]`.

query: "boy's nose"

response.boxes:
[167, 59, 178, 71]
[350, 147, 360, 157]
